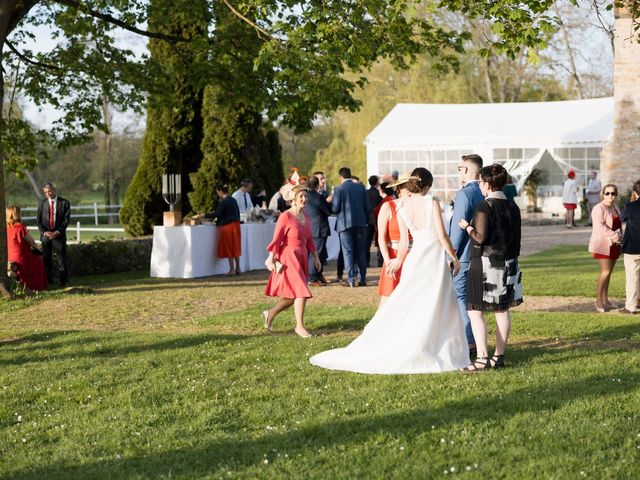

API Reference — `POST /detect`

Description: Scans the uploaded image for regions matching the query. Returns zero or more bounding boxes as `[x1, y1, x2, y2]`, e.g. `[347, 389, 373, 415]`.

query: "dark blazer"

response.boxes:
[367, 187, 382, 225]
[332, 179, 371, 233]
[305, 189, 332, 238]
[621, 199, 640, 254]
[448, 181, 485, 263]
[205, 196, 240, 226]
[37, 196, 71, 240]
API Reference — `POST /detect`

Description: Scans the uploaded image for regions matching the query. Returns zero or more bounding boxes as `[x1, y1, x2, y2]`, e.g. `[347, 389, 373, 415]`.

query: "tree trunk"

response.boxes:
[22, 169, 42, 201]
[102, 96, 115, 223]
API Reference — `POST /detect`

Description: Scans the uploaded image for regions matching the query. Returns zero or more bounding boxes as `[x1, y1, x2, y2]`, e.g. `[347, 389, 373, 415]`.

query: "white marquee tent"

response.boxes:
[364, 97, 614, 202]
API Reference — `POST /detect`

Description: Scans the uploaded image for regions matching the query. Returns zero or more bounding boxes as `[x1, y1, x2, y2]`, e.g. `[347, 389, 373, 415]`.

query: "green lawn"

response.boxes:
[1, 245, 639, 479]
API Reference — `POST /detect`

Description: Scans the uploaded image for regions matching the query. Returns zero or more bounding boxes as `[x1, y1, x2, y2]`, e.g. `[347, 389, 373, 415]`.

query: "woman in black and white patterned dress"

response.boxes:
[458, 164, 523, 371]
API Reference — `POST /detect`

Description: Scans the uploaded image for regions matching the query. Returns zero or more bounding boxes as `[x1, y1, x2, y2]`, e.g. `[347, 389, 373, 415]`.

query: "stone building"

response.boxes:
[600, 5, 640, 190]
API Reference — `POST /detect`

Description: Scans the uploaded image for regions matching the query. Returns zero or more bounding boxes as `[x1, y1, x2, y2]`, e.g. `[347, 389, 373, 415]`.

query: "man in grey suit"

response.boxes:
[305, 175, 332, 285]
[332, 167, 371, 287]
[448, 154, 485, 353]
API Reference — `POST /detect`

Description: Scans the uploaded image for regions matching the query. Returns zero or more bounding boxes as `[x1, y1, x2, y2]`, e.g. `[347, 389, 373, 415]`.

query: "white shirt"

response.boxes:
[232, 189, 254, 214]
[562, 179, 579, 204]
[586, 178, 602, 203]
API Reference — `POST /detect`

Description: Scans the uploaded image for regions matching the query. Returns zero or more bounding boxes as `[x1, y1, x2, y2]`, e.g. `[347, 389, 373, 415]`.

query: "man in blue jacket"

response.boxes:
[332, 167, 371, 287]
[448, 154, 484, 352]
[305, 175, 332, 285]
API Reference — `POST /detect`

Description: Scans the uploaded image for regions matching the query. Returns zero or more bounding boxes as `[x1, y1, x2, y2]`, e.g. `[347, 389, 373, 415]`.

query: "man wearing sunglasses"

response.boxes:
[448, 154, 485, 356]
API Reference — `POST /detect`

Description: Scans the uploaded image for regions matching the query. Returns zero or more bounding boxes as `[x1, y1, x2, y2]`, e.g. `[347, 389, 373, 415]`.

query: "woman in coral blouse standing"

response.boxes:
[376, 175, 411, 306]
[6, 206, 48, 291]
[589, 183, 622, 312]
[263, 185, 322, 337]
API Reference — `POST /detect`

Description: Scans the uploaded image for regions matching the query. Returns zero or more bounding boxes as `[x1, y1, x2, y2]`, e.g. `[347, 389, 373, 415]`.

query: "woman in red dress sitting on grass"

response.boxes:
[263, 184, 322, 338]
[6, 205, 48, 291]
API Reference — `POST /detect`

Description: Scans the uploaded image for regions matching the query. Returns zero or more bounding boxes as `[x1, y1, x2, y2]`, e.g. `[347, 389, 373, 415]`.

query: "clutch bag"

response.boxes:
[273, 259, 284, 273]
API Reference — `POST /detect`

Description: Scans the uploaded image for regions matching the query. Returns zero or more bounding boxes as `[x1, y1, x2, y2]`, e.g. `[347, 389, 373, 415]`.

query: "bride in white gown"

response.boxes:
[310, 175, 470, 374]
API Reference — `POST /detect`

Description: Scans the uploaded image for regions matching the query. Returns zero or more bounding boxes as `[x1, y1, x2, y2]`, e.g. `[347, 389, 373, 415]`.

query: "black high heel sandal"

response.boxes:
[460, 356, 491, 373]
[489, 354, 505, 369]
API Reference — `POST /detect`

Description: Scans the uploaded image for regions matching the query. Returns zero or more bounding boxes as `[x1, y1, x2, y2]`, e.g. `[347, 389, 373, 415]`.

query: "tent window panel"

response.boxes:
[587, 147, 602, 159]
[508, 148, 523, 159]
[432, 162, 446, 175]
[447, 162, 459, 175]
[379, 151, 391, 162]
[570, 148, 586, 159]
[555, 148, 569, 159]
[432, 150, 446, 161]
[461, 150, 473, 156]
[379, 161, 392, 173]
[419, 151, 431, 165]
[405, 151, 418, 163]
[446, 177, 459, 191]
[493, 149, 508, 160]
[524, 149, 538, 158]
[587, 160, 600, 171]
[446, 150, 460, 161]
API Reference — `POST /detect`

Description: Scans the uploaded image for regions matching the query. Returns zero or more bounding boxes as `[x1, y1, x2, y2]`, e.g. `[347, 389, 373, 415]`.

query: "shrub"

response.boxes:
[67, 238, 152, 276]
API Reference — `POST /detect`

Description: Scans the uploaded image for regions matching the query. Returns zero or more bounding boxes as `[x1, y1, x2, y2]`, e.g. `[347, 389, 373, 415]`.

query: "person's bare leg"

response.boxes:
[494, 310, 511, 356]
[460, 310, 490, 371]
[226, 258, 234, 275]
[267, 298, 294, 329]
[293, 298, 311, 337]
[596, 259, 609, 308]
[603, 259, 617, 306]
[235, 257, 241, 275]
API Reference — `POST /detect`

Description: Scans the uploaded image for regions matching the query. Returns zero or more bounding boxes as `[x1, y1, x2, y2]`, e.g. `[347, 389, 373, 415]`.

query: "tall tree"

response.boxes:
[119, 0, 208, 236]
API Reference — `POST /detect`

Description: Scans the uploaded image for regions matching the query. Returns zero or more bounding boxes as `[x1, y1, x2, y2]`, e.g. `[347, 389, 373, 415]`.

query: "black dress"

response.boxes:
[467, 195, 523, 311]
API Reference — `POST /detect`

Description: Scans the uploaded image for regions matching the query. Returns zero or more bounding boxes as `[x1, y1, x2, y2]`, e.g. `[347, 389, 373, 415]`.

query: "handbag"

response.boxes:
[273, 259, 284, 273]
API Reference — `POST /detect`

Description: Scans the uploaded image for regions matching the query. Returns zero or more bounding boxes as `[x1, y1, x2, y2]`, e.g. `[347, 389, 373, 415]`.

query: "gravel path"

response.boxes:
[520, 224, 591, 257]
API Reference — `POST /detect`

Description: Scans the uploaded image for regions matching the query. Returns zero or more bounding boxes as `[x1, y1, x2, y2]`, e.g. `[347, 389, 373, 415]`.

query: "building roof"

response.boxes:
[364, 97, 614, 148]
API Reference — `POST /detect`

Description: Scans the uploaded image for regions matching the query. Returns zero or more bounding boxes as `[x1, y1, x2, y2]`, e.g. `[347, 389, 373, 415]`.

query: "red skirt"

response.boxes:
[592, 244, 621, 260]
[563, 203, 577, 210]
[378, 248, 403, 297]
[217, 222, 241, 258]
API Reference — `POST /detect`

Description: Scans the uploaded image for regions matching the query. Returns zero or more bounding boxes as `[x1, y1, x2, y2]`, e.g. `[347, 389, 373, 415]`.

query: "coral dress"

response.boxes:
[265, 211, 317, 299]
[378, 202, 404, 297]
[7, 223, 48, 291]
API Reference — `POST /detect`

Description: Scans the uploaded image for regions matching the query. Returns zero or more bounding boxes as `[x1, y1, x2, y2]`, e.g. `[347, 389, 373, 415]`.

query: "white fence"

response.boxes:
[23, 203, 125, 243]
[22, 203, 121, 225]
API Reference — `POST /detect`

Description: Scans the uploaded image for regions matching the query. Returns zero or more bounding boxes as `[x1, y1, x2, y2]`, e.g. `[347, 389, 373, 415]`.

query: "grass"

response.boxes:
[1, 245, 639, 479]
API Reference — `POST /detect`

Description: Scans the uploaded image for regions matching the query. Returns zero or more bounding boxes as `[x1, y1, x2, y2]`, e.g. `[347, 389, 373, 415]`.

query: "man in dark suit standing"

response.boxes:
[305, 176, 332, 286]
[332, 167, 371, 287]
[37, 183, 71, 287]
[366, 175, 382, 267]
[620, 179, 640, 314]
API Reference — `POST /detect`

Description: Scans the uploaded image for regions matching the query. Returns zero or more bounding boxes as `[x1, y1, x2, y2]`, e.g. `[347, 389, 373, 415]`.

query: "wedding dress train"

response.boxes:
[310, 195, 470, 374]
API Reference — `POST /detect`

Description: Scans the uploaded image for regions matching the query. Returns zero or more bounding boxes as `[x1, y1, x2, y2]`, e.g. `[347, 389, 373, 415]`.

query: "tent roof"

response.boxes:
[364, 97, 613, 148]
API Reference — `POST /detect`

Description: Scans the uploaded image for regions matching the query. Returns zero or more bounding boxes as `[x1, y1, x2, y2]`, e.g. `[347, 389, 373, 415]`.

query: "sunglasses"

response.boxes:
[603, 191, 617, 196]
[457, 165, 467, 172]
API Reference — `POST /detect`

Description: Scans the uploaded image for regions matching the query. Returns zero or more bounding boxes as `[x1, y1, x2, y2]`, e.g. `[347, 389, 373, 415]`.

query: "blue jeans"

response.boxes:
[339, 226, 367, 285]
[453, 261, 475, 345]
[308, 236, 328, 282]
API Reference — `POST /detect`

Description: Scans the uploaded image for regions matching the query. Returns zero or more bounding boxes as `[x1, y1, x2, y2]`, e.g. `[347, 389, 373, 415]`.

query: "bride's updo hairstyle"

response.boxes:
[479, 164, 508, 191]
[405, 167, 434, 193]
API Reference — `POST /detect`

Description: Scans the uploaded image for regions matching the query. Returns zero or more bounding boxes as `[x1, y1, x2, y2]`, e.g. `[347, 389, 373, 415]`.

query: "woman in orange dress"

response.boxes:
[263, 185, 322, 337]
[6, 206, 48, 291]
[205, 184, 241, 276]
[377, 175, 412, 305]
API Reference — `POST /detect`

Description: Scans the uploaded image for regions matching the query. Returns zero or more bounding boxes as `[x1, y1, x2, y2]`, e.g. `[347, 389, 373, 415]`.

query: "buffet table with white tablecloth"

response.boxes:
[151, 218, 340, 278]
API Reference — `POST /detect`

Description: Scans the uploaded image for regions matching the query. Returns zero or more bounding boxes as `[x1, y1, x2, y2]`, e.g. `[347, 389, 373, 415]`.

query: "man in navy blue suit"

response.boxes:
[305, 175, 332, 285]
[448, 154, 485, 352]
[332, 167, 371, 287]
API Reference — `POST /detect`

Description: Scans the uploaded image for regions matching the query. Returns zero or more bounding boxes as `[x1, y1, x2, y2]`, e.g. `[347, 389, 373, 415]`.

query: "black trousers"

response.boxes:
[365, 223, 376, 266]
[42, 236, 69, 285]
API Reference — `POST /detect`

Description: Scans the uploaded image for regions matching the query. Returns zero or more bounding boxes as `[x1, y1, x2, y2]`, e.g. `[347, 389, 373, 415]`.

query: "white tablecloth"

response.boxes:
[151, 218, 340, 278]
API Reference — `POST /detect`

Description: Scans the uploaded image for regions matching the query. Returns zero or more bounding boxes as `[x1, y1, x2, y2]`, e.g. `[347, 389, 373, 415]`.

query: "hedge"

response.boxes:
[66, 238, 152, 276]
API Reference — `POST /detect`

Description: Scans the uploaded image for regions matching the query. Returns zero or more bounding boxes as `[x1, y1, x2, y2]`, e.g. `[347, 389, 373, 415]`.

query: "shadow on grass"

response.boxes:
[0, 331, 248, 366]
[6, 370, 640, 479]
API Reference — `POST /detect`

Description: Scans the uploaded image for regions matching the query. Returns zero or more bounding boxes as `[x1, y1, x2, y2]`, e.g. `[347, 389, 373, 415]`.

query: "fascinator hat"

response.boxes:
[281, 167, 309, 202]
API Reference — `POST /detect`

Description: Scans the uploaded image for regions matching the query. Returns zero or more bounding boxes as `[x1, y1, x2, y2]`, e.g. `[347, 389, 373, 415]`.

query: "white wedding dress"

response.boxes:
[310, 194, 470, 374]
